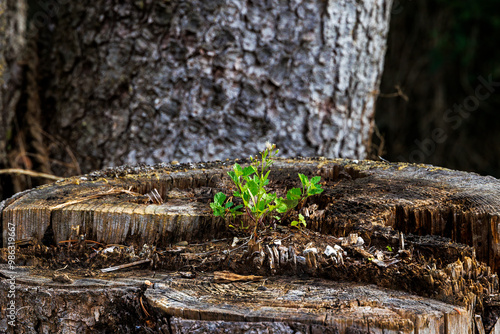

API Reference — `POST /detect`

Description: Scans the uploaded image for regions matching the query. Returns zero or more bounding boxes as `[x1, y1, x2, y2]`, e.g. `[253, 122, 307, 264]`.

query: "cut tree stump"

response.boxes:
[1, 158, 500, 333]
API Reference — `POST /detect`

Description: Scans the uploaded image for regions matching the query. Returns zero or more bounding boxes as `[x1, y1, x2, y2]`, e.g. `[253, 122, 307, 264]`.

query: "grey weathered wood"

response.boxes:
[493, 320, 500, 334]
[1, 163, 227, 247]
[0, 265, 148, 333]
[147, 276, 473, 333]
[0, 266, 477, 334]
[2, 158, 500, 272]
[475, 315, 486, 334]
[2, 158, 500, 333]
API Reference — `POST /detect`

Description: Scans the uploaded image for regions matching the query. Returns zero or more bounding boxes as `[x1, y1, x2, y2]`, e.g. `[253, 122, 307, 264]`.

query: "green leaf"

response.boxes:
[256, 199, 267, 212]
[266, 193, 277, 202]
[275, 198, 289, 213]
[287, 188, 302, 200]
[234, 163, 243, 177]
[275, 206, 288, 214]
[241, 191, 251, 203]
[283, 198, 299, 211]
[228, 171, 238, 184]
[298, 173, 309, 187]
[232, 204, 243, 211]
[225, 202, 234, 208]
[243, 165, 256, 177]
[307, 187, 324, 196]
[311, 176, 321, 185]
[247, 179, 260, 196]
[291, 214, 306, 229]
[210, 202, 224, 217]
[214, 192, 226, 205]
[261, 193, 276, 210]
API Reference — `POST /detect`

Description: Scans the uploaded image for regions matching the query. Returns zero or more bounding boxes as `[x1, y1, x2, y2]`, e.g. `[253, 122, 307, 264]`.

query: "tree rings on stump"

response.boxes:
[1, 158, 500, 333]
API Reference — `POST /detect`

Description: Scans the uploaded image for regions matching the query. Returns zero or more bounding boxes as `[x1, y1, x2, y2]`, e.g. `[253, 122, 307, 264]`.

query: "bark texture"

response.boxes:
[39, 0, 392, 174]
[0, 273, 151, 334]
[0, 0, 26, 194]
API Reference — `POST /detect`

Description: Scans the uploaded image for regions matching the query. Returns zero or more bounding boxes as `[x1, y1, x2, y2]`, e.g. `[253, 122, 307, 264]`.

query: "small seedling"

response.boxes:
[298, 173, 324, 197]
[211, 143, 324, 238]
[229, 222, 249, 230]
[290, 214, 306, 229]
[386, 245, 393, 252]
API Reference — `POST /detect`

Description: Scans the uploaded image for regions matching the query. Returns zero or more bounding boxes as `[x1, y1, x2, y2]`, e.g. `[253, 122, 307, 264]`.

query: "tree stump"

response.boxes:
[1, 158, 500, 333]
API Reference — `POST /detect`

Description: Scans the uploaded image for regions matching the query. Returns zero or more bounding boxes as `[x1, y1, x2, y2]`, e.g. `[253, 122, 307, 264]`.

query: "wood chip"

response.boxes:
[52, 273, 73, 284]
[213, 271, 263, 283]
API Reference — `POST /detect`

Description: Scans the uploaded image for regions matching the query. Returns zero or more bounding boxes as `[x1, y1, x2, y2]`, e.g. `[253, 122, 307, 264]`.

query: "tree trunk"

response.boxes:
[1, 158, 500, 332]
[0, 0, 27, 196]
[34, 0, 392, 175]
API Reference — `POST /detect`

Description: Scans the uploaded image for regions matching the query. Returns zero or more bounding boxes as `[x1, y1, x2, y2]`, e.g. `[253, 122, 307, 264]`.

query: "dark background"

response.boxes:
[374, 0, 500, 178]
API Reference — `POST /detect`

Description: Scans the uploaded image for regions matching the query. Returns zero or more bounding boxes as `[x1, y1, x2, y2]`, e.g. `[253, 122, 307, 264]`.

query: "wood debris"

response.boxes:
[100, 259, 151, 273]
[213, 271, 263, 283]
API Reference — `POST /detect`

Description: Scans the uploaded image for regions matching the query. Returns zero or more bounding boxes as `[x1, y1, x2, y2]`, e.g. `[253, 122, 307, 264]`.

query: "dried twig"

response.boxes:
[51, 187, 143, 210]
[378, 84, 409, 102]
[100, 259, 151, 273]
[0, 168, 63, 181]
[139, 296, 150, 317]
[228, 237, 251, 254]
[58, 239, 105, 246]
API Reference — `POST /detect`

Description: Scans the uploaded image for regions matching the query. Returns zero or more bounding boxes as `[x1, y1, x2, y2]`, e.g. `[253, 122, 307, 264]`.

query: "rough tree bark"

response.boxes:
[0, 0, 26, 196]
[34, 0, 392, 175]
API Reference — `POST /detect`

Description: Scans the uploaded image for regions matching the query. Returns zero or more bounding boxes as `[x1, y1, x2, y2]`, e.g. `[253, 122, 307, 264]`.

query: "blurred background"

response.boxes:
[374, 0, 500, 178]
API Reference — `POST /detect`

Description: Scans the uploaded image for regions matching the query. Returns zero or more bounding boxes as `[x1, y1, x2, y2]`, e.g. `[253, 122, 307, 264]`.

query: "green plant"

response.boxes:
[210, 192, 243, 218]
[210, 143, 324, 237]
[298, 173, 324, 197]
[290, 214, 306, 229]
[386, 245, 393, 252]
